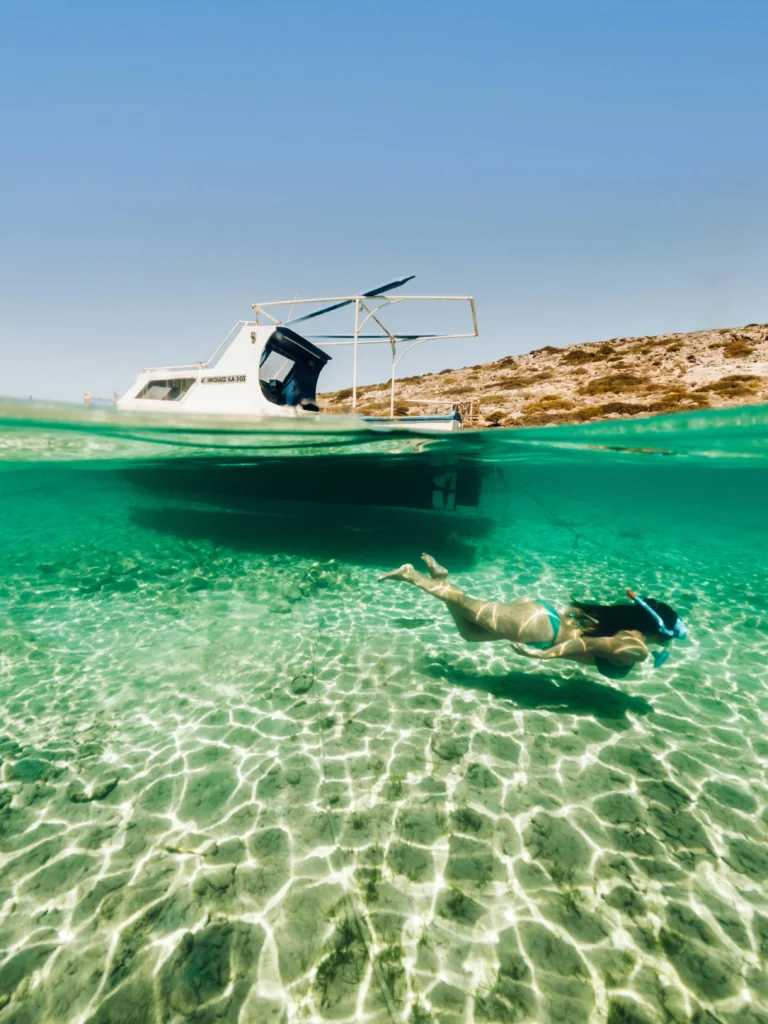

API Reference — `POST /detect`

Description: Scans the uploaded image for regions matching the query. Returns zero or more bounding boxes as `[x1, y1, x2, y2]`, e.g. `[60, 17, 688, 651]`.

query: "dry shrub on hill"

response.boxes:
[632, 335, 682, 354]
[493, 371, 554, 391]
[645, 393, 710, 414]
[520, 388, 713, 424]
[560, 349, 593, 365]
[578, 374, 645, 396]
[521, 399, 646, 425]
[722, 338, 755, 358]
[522, 395, 575, 414]
[560, 343, 614, 365]
[493, 377, 535, 391]
[485, 410, 508, 425]
[574, 401, 642, 420]
[652, 386, 710, 407]
[574, 393, 709, 420]
[696, 375, 763, 398]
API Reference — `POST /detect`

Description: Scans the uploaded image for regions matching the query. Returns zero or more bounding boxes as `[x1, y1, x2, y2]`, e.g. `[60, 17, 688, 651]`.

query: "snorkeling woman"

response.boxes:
[380, 554, 687, 678]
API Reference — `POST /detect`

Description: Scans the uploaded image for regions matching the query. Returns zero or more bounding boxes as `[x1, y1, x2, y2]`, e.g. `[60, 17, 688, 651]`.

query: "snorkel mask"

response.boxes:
[626, 588, 687, 668]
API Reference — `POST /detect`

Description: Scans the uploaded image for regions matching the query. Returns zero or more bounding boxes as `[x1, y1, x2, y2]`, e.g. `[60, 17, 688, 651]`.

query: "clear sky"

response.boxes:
[2, 0, 767, 401]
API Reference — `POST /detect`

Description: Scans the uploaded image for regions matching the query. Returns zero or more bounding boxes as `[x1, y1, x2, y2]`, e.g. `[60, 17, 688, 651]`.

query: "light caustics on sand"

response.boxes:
[0, 404, 767, 1024]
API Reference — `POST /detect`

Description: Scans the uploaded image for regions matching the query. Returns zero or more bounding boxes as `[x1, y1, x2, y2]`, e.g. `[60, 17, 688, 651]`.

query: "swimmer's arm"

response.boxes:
[512, 634, 650, 664]
[511, 637, 589, 660]
[595, 632, 650, 665]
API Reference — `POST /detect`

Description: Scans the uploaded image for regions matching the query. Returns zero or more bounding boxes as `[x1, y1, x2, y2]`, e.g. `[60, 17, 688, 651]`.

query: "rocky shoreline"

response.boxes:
[320, 323, 768, 428]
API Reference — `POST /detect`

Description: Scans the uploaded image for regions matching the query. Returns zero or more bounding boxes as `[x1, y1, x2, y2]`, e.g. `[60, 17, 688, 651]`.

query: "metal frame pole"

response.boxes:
[352, 298, 360, 409]
[389, 332, 398, 417]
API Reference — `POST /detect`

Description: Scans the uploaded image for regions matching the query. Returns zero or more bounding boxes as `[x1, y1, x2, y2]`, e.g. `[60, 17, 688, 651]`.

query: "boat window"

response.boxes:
[259, 351, 295, 383]
[136, 378, 196, 401]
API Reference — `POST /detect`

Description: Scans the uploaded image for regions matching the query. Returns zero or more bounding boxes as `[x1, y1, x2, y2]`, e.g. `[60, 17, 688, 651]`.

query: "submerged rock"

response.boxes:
[67, 776, 118, 803]
[430, 733, 469, 762]
[290, 673, 313, 694]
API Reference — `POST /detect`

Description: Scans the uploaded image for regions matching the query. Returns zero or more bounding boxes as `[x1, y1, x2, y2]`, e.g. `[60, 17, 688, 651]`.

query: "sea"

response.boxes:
[1, 399, 767, 1024]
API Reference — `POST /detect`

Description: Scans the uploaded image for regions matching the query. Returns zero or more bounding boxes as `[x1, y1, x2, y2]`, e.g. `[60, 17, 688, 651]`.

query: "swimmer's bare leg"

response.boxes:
[447, 609, 498, 642]
[378, 564, 421, 583]
[418, 554, 491, 640]
[421, 552, 448, 579]
[378, 564, 515, 641]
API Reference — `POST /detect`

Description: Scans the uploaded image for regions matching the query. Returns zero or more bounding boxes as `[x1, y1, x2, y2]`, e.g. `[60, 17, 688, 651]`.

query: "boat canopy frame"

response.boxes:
[252, 289, 478, 416]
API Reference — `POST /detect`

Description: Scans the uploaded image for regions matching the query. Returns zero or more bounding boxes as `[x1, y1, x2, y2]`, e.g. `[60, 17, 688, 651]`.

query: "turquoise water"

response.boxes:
[1, 400, 768, 1024]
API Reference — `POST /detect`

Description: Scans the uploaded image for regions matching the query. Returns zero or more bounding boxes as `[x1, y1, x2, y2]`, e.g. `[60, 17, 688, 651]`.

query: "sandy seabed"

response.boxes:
[1, 461, 767, 1024]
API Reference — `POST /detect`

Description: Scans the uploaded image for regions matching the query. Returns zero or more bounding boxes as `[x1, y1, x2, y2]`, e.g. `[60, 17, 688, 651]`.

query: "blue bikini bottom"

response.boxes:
[526, 601, 561, 650]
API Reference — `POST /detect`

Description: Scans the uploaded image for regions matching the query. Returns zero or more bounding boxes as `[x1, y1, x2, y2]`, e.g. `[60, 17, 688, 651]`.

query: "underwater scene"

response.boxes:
[1, 400, 768, 1024]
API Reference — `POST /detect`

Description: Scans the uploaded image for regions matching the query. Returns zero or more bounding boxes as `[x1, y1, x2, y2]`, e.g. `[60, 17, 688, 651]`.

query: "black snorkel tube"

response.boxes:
[626, 588, 687, 667]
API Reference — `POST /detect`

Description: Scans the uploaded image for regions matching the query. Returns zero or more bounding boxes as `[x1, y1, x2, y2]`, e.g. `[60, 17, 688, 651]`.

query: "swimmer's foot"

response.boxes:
[421, 552, 448, 579]
[378, 563, 417, 583]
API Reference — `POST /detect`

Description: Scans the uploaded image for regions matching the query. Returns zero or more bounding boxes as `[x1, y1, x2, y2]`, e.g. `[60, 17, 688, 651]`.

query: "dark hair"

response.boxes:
[573, 598, 680, 638]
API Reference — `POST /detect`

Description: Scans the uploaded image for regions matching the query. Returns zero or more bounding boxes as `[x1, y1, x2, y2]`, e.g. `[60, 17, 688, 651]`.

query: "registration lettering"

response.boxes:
[201, 375, 246, 384]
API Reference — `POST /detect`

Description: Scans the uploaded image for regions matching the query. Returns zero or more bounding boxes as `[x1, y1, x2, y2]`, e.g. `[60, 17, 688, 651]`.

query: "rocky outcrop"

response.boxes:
[320, 322, 768, 427]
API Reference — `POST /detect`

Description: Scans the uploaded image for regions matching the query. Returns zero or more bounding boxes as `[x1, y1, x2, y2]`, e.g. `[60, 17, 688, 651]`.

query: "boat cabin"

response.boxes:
[117, 323, 331, 418]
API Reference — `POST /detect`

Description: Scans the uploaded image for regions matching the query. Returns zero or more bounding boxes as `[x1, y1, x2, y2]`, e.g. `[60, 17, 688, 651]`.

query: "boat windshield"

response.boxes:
[259, 327, 331, 408]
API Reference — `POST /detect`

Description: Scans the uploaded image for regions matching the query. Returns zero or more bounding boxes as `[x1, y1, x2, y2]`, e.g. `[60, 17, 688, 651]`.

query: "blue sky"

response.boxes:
[2, 0, 767, 400]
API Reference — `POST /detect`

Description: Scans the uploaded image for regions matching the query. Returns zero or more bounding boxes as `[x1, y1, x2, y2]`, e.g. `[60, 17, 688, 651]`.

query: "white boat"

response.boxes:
[111, 277, 478, 431]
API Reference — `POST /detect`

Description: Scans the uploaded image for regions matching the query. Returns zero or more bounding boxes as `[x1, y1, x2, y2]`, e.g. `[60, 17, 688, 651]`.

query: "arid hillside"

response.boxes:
[320, 323, 768, 427]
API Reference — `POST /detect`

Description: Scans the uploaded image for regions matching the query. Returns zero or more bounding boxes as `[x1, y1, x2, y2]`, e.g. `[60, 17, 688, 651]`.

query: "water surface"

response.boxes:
[1, 401, 767, 1024]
